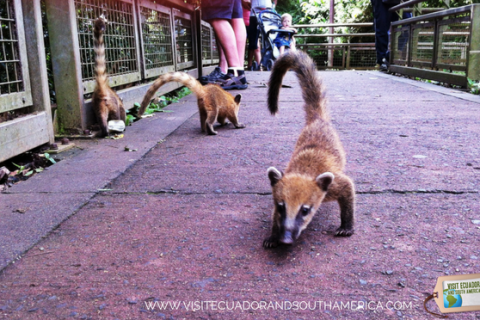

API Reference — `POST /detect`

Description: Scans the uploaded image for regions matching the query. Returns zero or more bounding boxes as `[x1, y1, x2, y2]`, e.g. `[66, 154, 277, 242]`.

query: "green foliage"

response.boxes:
[141, 99, 173, 115]
[468, 78, 480, 94]
[125, 113, 136, 126]
[44, 153, 56, 164]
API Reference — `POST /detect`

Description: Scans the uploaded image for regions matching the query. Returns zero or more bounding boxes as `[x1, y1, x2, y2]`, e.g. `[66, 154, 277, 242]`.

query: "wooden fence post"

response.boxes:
[468, 4, 480, 81]
[21, 0, 54, 143]
[44, 0, 85, 133]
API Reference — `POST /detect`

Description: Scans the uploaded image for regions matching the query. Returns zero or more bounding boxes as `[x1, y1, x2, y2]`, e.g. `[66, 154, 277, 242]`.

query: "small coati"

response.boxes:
[263, 51, 355, 248]
[136, 72, 245, 135]
[92, 16, 126, 137]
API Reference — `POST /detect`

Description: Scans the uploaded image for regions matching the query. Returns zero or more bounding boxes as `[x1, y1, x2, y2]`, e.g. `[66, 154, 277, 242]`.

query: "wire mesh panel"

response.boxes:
[138, 1, 174, 79]
[75, 0, 141, 93]
[0, 0, 32, 112]
[298, 45, 345, 69]
[348, 46, 376, 69]
[392, 25, 410, 65]
[173, 9, 194, 70]
[201, 22, 212, 65]
[411, 22, 435, 68]
[436, 14, 470, 71]
[211, 32, 219, 62]
[0, 0, 22, 95]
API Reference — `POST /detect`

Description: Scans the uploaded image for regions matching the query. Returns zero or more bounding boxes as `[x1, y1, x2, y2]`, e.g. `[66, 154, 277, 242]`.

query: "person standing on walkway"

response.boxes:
[371, 0, 412, 71]
[243, 0, 277, 70]
[200, 0, 248, 90]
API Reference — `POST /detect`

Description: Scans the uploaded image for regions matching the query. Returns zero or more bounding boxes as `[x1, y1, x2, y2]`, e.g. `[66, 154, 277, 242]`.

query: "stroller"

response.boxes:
[251, 9, 296, 71]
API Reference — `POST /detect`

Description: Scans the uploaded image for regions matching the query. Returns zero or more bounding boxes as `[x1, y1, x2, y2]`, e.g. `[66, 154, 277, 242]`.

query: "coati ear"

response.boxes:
[234, 94, 242, 104]
[267, 167, 283, 186]
[316, 172, 334, 191]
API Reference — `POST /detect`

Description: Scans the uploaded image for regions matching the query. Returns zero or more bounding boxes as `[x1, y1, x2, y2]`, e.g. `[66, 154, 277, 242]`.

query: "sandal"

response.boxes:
[215, 74, 248, 90]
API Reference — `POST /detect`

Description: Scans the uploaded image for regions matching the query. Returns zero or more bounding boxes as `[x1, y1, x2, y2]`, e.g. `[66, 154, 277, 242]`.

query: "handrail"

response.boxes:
[295, 33, 375, 38]
[389, 0, 430, 12]
[292, 23, 373, 28]
[391, 5, 471, 26]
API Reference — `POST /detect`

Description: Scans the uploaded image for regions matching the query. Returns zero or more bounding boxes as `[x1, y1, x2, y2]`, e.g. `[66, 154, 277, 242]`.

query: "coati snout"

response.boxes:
[267, 167, 335, 246]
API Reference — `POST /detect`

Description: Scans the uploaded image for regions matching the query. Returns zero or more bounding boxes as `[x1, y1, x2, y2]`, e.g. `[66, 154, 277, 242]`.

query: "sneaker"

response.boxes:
[215, 73, 248, 90]
[199, 67, 225, 85]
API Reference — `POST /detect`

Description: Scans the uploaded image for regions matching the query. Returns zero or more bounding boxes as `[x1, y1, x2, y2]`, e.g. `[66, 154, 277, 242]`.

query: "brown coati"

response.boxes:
[136, 72, 245, 135]
[263, 50, 355, 248]
[92, 16, 126, 137]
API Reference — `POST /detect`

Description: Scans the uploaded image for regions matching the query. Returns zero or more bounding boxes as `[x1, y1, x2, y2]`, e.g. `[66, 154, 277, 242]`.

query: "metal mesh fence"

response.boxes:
[0, 0, 23, 94]
[140, 6, 173, 71]
[174, 14, 193, 68]
[411, 23, 434, 66]
[212, 35, 219, 61]
[437, 17, 470, 68]
[75, 0, 138, 82]
[392, 26, 410, 64]
[349, 47, 376, 68]
[201, 24, 211, 62]
[299, 45, 345, 69]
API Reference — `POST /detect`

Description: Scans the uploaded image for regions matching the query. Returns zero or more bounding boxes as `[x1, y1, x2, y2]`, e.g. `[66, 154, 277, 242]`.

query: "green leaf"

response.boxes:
[125, 114, 136, 126]
[24, 170, 34, 177]
[44, 153, 56, 164]
[12, 162, 24, 170]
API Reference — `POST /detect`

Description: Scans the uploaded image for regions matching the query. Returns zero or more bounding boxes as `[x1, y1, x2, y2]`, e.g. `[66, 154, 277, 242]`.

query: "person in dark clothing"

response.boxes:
[371, 0, 411, 70]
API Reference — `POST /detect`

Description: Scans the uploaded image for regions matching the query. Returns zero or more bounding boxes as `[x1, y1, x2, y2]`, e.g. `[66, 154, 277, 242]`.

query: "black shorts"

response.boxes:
[201, 0, 243, 21]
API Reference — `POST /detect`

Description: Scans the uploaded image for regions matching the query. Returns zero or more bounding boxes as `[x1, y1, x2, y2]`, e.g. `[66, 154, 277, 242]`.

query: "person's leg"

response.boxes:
[219, 45, 228, 73]
[371, 0, 390, 64]
[246, 16, 257, 68]
[254, 44, 261, 66]
[279, 45, 285, 55]
[231, 18, 246, 69]
[208, 19, 241, 69]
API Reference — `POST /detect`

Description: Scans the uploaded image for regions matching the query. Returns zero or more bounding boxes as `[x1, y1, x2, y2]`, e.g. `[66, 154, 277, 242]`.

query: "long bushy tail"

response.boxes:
[93, 17, 109, 93]
[268, 51, 328, 122]
[137, 72, 204, 116]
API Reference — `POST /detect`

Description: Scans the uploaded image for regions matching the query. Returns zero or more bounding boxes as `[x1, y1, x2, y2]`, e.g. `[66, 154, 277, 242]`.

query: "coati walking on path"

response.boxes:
[263, 51, 355, 248]
[137, 72, 245, 135]
[92, 16, 126, 137]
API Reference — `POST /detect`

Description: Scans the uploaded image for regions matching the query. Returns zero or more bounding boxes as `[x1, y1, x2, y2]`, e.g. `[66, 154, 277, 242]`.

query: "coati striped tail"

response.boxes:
[267, 51, 328, 122]
[137, 72, 205, 116]
[93, 17, 108, 91]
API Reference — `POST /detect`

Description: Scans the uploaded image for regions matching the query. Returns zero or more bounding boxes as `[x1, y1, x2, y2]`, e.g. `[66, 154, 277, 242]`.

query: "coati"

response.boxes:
[92, 16, 126, 137]
[136, 72, 245, 135]
[263, 50, 355, 248]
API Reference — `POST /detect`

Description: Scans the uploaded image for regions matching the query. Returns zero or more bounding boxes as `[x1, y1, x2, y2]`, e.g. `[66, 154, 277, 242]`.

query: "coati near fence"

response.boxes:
[92, 16, 126, 137]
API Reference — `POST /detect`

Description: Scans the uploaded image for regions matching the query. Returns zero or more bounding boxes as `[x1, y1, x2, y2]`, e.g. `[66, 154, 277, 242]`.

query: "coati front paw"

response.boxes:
[334, 227, 354, 237]
[263, 236, 279, 249]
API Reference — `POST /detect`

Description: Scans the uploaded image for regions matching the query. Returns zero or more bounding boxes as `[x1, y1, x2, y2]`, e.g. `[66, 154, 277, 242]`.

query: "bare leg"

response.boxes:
[208, 19, 241, 68]
[219, 43, 228, 73]
[231, 18, 246, 68]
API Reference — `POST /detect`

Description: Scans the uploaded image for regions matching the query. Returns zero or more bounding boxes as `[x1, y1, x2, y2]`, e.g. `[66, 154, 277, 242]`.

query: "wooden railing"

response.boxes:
[292, 23, 376, 70]
[389, 2, 480, 86]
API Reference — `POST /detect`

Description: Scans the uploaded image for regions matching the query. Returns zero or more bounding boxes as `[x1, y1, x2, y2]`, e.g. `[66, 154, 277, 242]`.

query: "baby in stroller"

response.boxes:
[254, 9, 297, 70]
[273, 13, 297, 55]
